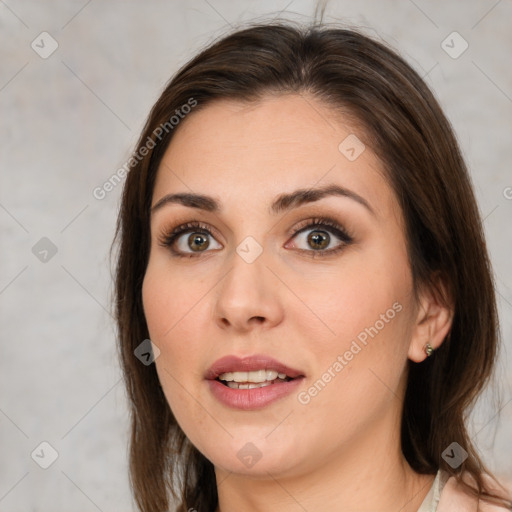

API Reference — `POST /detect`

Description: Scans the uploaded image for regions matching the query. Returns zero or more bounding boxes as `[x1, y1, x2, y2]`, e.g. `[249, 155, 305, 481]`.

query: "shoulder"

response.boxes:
[437, 470, 512, 512]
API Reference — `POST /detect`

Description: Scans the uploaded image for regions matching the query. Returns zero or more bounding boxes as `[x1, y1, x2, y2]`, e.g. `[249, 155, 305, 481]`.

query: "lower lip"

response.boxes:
[207, 377, 304, 410]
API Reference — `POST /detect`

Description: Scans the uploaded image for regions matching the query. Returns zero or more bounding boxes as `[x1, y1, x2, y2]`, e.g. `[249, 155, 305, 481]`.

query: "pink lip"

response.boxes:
[205, 354, 305, 411]
[205, 354, 304, 380]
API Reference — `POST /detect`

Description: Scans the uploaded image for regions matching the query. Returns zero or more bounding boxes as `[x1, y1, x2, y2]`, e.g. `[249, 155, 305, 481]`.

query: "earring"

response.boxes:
[424, 342, 434, 357]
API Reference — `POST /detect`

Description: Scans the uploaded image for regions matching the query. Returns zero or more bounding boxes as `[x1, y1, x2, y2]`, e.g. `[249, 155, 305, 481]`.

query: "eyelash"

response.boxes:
[157, 217, 354, 259]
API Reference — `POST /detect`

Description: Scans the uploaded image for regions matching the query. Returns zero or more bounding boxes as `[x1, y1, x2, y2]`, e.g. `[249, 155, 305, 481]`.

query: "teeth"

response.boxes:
[218, 369, 289, 383]
[226, 380, 278, 389]
[265, 370, 278, 381]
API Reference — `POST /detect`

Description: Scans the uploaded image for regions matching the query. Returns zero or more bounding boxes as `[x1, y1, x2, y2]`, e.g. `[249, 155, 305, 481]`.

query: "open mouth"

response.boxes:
[216, 369, 295, 389]
[206, 357, 305, 409]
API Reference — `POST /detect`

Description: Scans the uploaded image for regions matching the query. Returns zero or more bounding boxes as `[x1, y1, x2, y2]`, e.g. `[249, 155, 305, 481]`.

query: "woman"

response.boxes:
[112, 20, 512, 512]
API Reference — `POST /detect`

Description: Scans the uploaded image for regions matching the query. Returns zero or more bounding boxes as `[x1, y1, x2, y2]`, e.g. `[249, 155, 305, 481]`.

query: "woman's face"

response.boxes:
[142, 93, 423, 478]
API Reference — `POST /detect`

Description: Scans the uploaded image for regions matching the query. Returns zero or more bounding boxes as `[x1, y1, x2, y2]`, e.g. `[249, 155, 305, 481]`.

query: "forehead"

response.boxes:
[153, 94, 398, 223]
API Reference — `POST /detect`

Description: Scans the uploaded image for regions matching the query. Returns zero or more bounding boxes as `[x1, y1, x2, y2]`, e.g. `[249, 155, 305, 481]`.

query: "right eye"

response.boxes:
[158, 221, 222, 258]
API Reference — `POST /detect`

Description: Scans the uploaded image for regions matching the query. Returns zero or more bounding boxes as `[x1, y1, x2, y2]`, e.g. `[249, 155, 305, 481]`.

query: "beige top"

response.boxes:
[416, 469, 512, 512]
[416, 469, 449, 512]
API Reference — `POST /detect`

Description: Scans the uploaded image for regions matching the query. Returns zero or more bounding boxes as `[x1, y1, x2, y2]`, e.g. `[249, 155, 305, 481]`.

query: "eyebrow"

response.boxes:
[150, 184, 376, 217]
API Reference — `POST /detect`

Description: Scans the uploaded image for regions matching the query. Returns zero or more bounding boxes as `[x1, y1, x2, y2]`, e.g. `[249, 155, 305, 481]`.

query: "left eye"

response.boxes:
[287, 222, 352, 254]
[293, 226, 344, 251]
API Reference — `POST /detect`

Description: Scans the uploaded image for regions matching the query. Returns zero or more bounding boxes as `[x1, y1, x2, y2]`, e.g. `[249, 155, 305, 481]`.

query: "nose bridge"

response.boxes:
[213, 239, 283, 329]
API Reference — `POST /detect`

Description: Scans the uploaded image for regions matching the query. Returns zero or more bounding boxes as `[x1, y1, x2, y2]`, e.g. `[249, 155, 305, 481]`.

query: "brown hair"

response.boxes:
[112, 19, 512, 512]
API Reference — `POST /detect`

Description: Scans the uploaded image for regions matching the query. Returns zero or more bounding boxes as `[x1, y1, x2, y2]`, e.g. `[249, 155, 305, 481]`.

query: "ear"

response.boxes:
[408, 273, 454, 363]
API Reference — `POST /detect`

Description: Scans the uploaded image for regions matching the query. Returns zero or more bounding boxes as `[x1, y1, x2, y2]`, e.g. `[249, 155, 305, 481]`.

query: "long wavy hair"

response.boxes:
[111, 20, 512, 512]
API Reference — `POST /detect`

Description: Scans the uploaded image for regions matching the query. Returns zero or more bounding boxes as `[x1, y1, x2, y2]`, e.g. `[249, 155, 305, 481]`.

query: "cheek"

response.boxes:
[141, 256, 221, 362]
[142, 262, 202, 383]
[294, 245, 413, 399]
[292, 253, 408, 348]
[142, 263, 210, 428]
[142, 258, 208, 340]
[142, 258, 174, 328]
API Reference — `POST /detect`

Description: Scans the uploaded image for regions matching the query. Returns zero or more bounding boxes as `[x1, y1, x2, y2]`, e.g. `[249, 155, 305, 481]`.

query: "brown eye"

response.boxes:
[159, 218, 353, 259]
[159, 222, 222, 257]
[187, 233, 210, 252]
[307, 230, 330, 250]
[289, 218, 353, 256]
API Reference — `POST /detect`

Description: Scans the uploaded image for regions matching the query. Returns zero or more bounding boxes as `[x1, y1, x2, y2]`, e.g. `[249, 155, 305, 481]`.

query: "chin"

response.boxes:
[200, 436, 303, 478]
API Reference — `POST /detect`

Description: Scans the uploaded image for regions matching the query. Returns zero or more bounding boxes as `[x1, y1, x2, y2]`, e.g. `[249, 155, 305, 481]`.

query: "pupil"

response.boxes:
[189, 233, 209, 251]
[308, 231, 329, 250]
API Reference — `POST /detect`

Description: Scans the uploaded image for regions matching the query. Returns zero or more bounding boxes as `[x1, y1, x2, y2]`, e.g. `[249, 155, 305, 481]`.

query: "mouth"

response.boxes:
[216, 369, 295, 389]
[205, 354, 305, 382]
[205, 354, 305, 409]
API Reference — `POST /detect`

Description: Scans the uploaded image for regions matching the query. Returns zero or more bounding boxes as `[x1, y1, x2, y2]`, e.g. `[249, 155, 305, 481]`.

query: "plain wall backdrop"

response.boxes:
[1, 0, 511, 510]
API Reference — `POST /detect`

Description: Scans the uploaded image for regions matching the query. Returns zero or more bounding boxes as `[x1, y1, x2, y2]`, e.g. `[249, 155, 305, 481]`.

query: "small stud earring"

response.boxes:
[424, 342, 434, 357]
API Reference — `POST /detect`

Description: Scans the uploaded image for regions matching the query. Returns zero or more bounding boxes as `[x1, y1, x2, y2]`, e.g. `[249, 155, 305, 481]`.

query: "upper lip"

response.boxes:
[205, 354, 305, 380]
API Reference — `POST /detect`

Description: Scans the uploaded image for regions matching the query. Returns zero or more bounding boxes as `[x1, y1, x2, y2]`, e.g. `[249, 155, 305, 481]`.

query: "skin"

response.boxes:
[142, 93, 453, 512]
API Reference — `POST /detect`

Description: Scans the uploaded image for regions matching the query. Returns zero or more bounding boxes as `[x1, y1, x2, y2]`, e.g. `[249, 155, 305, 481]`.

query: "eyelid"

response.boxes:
[157, 221, 222, 252]
[288, 216, 353, 240]
[157, 215, 354, 257]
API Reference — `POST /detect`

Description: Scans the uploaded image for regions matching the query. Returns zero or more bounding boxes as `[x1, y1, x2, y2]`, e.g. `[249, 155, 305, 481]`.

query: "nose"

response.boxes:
[213, 248, 285, 332]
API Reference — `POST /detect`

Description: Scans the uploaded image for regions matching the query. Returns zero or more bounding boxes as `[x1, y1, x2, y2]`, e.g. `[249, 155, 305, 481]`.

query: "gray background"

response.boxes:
[1, 0, 511, 510]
